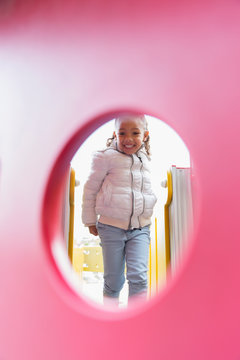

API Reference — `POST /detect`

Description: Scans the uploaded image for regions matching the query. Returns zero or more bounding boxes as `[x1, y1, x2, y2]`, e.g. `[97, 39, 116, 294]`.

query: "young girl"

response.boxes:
[82, 114, 157, 305]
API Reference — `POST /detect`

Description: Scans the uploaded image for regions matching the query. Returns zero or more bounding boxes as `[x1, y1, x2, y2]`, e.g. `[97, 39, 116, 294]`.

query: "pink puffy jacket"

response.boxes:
[82, 142, 157, 230]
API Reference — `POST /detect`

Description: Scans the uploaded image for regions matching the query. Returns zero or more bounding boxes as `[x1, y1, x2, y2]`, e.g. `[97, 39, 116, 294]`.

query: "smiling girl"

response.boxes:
[82, 114, 157, 305]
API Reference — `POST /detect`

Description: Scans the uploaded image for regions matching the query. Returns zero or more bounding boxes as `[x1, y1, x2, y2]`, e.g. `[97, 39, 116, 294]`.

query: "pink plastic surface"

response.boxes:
[1, 0, 240, 359]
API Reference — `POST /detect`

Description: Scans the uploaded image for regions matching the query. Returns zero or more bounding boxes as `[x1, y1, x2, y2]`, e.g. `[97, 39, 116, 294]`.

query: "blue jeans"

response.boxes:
[96, 222, 150, 299]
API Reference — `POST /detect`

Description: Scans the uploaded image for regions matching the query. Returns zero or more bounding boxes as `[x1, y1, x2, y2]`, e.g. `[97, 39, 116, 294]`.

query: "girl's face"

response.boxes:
[113, 117, 149, 155]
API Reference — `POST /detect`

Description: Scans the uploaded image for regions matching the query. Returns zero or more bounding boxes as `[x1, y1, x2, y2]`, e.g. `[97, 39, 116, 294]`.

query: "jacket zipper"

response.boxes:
[137, 155, 145, 227]
[128, 155, 134, 229]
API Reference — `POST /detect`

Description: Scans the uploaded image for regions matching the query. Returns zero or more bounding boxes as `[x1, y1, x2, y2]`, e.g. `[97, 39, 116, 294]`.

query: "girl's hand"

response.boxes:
[88, 225, 98, 236]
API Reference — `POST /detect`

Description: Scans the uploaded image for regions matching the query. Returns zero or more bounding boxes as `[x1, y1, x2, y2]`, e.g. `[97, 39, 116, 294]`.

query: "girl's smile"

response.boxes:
[121, 143, 137, 154]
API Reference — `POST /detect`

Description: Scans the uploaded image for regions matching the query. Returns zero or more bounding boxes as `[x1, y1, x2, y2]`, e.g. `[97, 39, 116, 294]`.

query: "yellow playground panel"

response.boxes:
[72, 245, 104, 276]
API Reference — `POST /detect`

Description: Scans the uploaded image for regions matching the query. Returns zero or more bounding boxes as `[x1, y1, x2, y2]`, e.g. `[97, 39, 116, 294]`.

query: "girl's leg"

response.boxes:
[125, 226, 150, 299]
[96, 223, 126, 300]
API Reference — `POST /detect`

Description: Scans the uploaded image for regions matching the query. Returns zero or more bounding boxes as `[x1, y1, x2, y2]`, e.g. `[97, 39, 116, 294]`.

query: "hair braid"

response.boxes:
[106, 134, 115, 147]
[144, 135, 151, 156]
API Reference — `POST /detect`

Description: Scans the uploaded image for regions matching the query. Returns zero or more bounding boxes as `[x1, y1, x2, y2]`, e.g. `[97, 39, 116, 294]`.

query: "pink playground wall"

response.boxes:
[0, 0, 240, 359]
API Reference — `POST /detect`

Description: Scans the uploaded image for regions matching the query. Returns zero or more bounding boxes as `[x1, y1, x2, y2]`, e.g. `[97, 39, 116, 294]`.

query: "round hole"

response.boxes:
[42, 110, 199, 319]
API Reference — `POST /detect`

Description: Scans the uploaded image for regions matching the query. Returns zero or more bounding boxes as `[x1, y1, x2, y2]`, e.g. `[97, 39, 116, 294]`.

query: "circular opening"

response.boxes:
[42, 110, 198, 319]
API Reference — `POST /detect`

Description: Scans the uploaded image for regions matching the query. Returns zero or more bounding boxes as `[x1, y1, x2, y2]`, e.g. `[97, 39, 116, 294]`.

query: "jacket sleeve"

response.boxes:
[82, 151, 108, 226]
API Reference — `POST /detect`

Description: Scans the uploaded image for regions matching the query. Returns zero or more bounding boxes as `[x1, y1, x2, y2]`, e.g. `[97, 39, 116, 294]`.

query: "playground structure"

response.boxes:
[1, 0, 240, 359]
[65, 163, 193, 304]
